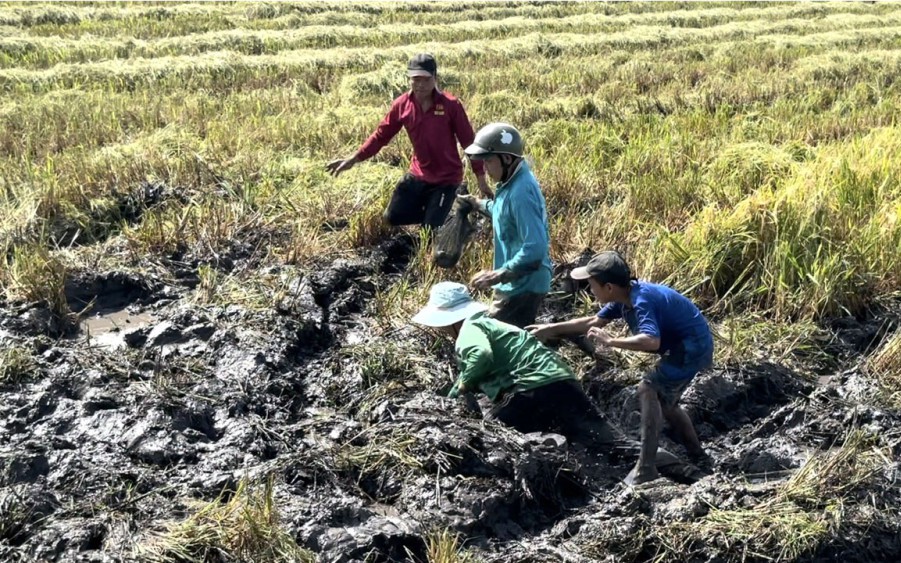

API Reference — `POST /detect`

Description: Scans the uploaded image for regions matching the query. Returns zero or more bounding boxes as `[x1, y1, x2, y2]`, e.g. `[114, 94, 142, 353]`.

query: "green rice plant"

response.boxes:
[370, 228, 484, 327]
[421, 528, 480, 563]
[705, 142, 798, 207]
[711, 314, 832, 374]
[126, 195, 268, 259]
[0, 344, 37, 385]
[866, 329, 901, 407]
[340, 164, 410, 249]
[647, 125, 901, 320]
[194, 263, 220, 305]
[135, 475, 314, 563]
[372, 276, 423, 329]
[0, 241, 71, 321]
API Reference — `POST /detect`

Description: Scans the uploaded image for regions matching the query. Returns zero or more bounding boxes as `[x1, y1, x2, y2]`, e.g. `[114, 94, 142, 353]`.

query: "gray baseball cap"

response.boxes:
[408, 53, 437, 77]
[570, 251, 633, 286]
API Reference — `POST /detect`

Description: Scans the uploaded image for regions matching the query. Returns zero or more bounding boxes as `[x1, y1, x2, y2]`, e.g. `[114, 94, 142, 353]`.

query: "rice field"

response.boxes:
[2, 2, 901, 560]
[2, 1, 900, 324]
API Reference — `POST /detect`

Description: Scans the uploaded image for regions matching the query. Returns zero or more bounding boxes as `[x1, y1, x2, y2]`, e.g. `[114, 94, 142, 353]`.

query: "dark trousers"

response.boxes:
[383, 174, 460, 229]
[488, 291, 545, 329]
[489, 380, 702, 482]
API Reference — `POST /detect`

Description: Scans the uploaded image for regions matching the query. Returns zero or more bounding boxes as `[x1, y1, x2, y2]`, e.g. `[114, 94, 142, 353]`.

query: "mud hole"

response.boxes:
[0, 235, 899, 562]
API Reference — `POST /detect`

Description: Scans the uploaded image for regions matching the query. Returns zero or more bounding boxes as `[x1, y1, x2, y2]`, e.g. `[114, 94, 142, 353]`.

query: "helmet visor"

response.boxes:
[464, 142, 493, 159]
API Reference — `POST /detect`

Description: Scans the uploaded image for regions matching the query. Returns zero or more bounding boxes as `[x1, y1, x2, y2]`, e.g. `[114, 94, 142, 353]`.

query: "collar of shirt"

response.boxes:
[495, 159, 527, 193]
[406, 87, 445, 107]
[623, 280, 642, 311]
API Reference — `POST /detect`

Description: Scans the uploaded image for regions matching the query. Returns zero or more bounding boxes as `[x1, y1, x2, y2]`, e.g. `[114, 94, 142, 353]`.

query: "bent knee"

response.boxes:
[637, 380, 657, 398]
[660, 403, 679, 417]
[382, 210, 399, 226]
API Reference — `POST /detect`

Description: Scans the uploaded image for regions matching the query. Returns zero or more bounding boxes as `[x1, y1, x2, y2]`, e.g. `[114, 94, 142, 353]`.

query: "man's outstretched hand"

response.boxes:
[526, 324, 557, 344]
[326, 157, 357, 177]
[587, 327, 613, 348]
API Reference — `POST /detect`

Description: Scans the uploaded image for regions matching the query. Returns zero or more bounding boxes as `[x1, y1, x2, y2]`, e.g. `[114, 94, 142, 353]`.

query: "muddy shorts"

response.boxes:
[643, 369, 695, 409]
[383, 173, 461, 229]
[644, 334, 714, 408]
[488, 291, 545, 329]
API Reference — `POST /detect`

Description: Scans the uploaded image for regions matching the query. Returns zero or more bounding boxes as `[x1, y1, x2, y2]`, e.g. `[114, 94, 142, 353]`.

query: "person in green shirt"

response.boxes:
[412, 281, 706, 485]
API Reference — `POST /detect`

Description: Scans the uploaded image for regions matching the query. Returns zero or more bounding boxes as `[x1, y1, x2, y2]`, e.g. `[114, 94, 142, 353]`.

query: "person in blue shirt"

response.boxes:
[456, 122, 552, 328]
[528, 251, 714, 485]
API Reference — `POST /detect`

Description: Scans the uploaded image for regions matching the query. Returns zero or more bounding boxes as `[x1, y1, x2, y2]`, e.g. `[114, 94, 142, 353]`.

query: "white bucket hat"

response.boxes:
[412, 282, 487, 327]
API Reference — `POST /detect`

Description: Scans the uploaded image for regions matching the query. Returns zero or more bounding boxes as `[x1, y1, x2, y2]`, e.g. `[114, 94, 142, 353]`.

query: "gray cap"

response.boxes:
[408, 53, 437, 77]
[570, 251, 633, 286]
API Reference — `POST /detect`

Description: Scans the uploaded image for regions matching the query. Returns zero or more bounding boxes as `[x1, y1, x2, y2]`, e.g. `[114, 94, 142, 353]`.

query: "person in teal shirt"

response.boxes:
[456, 123, 552, 328]
[412, 281, 705, 485]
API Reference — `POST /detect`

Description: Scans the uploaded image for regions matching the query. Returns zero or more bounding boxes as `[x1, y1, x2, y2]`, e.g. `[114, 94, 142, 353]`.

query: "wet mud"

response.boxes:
[1, 234, 900, 562]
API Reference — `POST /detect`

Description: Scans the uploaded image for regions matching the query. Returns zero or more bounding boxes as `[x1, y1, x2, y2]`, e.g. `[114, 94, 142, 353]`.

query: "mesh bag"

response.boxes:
[432, 197, 476, 269]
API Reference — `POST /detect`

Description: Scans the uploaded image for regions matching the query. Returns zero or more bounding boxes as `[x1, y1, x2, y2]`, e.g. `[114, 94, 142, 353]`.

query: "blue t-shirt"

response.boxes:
[597, 281, 710, 357]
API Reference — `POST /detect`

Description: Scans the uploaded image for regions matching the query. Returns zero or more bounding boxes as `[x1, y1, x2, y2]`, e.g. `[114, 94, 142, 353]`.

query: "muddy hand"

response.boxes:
[471, 269, 503, 289]
[456, 194, 479, 211]
[326, 157, 356, 177]
[526, 324, 556, 344]
[587, 327, 612, 348]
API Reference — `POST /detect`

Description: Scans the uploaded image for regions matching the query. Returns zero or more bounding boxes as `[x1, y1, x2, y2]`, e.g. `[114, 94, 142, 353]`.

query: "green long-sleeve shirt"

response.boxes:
[449, 312, 575, 401]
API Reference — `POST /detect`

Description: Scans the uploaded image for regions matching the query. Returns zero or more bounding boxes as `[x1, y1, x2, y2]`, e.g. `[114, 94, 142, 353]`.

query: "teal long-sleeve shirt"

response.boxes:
[449, 312, 575, 402]
[483, 160, 552, 296]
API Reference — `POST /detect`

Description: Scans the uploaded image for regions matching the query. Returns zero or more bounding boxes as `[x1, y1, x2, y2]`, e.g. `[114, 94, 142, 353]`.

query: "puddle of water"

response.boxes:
[81, 309, 156, 350]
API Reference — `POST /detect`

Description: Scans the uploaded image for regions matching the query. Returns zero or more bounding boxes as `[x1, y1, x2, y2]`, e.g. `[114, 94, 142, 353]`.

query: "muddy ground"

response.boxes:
[1, 234, 900, 562]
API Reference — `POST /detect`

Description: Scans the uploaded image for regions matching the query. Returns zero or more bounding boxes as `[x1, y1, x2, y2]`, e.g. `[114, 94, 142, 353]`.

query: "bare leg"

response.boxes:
[662, 404, 703, 456]
[633, 380, 662, 483]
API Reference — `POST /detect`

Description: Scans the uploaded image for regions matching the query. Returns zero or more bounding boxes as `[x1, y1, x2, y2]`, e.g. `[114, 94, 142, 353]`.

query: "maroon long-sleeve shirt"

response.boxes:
[355, 89, 484, 186]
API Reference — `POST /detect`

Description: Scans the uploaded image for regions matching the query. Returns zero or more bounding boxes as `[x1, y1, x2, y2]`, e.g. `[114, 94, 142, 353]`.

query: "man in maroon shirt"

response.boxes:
[327, 53, 490, 229]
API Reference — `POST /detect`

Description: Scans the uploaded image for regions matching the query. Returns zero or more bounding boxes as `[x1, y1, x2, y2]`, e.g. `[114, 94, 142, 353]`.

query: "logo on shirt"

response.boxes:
[500, 130, 513, 144]
[434, 104, 445, 116]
